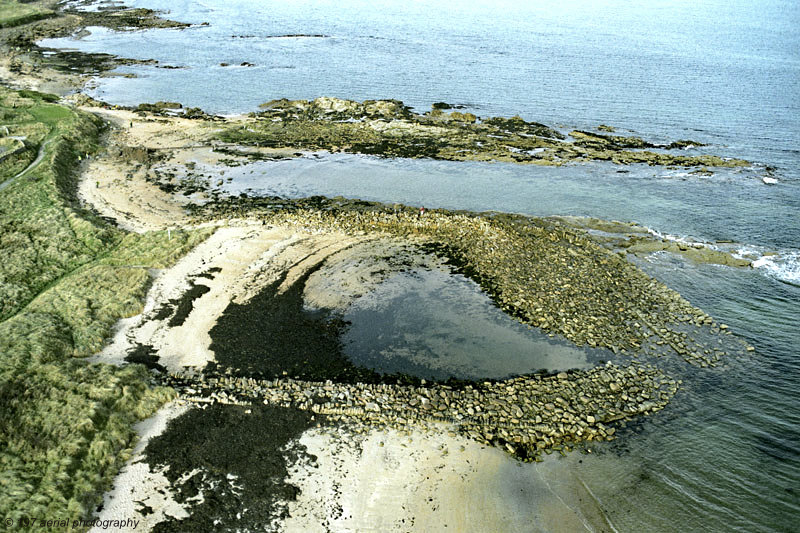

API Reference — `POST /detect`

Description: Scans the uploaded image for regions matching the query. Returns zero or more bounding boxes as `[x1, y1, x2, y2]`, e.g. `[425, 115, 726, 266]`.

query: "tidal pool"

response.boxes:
[340, 268, 605, 381]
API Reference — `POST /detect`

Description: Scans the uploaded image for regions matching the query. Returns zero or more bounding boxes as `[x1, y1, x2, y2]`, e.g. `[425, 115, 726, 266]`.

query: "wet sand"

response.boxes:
[284, 424, 616, 532]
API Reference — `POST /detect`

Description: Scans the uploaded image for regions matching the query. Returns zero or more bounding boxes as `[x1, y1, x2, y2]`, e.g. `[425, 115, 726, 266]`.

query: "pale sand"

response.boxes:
[78, 153, 191, 232]
[84, 107, 224, 151]
[76, 108, 219, 232]
[92, 222, 394, 373]
[76, 106, 295, 232]
[93, 224, 295, 371]
[283, 425, 615, 532]
[76, 106, 618, 531]
[90, 402, 192, 533]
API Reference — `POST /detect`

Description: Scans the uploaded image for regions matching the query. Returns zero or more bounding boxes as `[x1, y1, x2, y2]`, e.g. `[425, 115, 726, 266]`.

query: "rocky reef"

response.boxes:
[216, 96, 750, 168]
[3, 2, 188, 49]
[553, 216, 755, 268]
[0, 0, 191, 90]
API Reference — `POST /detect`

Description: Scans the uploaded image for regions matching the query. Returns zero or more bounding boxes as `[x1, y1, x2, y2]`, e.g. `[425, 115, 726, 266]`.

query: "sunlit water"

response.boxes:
[341, 269, 602, 380]
[43, 1, 800, 530]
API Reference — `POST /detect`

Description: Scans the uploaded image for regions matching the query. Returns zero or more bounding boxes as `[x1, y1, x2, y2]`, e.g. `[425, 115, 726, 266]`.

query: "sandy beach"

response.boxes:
[3, 1, 798, 531]
[98, 404, 615, 532]
[89, 402, 192, 533]
[284, 424, 614, 532]
[68, 108, 617, 530]
[0, 8, 733, 529]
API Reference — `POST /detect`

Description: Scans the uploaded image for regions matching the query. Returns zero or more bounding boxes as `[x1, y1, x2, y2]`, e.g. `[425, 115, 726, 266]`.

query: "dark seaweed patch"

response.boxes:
[195, 266, 222, 280]
[143, 404, 317, 533]
[207, 265, 385, 383]
[207, 262, 425, 386]
[151, 302, 174, 321]
[151, 280, 211, 324]
[167, 282, 210, 327]
[125, 343, 165, 373]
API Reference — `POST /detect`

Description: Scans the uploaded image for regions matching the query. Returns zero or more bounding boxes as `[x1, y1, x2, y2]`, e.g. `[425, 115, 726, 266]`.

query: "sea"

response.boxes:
[42, 0, 799, 531]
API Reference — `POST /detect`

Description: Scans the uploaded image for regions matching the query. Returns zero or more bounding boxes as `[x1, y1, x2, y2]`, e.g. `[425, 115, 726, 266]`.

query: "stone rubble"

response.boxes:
[163, 361, 679, 461]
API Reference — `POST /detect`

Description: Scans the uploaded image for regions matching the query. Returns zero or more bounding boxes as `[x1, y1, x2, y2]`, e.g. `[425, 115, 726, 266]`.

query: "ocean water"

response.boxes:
[44, 1, 799, 531]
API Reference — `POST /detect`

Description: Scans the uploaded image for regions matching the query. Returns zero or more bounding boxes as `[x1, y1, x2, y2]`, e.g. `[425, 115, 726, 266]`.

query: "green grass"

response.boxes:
[0, 88, 114, 323]
[0, 0, 53, 29]
[0, 87, 213, 527]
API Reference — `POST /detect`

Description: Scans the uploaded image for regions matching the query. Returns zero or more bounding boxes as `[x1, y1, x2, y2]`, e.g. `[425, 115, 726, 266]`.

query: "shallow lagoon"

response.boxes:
[189, 152, 799, 284]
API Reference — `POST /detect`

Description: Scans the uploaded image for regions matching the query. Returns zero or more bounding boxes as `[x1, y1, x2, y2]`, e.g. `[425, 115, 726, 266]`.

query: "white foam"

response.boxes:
[647, 228, 800, 284]
[645, 227, 710, 248]
[751, 251, 800, 284]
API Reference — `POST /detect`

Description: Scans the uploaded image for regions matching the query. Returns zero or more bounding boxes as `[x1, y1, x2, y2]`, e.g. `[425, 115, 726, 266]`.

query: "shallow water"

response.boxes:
[341, 269, 599, 380]
[43, 0, 800, 530]
[206, 153, 800, 282]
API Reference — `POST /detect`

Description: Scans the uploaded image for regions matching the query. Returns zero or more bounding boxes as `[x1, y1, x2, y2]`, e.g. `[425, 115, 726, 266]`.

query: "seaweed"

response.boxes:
[143, 404, 317, 533]
[215, 97, 742, 168]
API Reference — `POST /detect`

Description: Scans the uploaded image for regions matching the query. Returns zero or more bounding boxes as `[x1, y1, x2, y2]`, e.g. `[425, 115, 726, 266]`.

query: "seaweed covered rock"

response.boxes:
[222, 97, 747, 168]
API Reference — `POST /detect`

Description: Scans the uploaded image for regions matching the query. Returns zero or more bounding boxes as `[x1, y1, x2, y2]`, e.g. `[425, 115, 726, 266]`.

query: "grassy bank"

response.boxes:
[0, 87, 212, 526]
[0, 1, 53, 29]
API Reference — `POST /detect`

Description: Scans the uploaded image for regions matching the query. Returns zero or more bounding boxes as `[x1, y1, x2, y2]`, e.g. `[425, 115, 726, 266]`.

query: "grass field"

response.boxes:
[0, 0, 53, 29]
[0, 87, 212, 527]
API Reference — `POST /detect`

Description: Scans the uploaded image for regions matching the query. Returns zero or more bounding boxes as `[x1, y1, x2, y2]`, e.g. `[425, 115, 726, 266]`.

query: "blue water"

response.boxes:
[49, 0, 800, 170]
[45, 1, 800, 531]
[209, 153, 800, 256]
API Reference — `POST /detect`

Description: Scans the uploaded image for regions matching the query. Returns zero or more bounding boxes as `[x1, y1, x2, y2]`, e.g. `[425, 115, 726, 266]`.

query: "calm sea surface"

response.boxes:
[45, 1, 799, 530]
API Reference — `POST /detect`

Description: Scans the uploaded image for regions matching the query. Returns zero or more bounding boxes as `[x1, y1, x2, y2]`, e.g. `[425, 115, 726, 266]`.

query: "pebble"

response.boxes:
[163, 361, 678, 461]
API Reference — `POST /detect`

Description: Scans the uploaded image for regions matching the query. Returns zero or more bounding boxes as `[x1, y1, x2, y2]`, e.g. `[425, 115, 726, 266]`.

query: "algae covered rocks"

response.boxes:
[216, 97, 749, 168]
[164, 360, 679, 462]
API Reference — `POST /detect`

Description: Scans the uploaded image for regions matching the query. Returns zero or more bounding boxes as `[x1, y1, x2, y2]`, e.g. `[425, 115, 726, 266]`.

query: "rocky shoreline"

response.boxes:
[0, 0, 191, 94]
[0, 4, 759, 529]
[191, 196, 752, 367]
[215, 96, 750, 168]
[162, 361, 678, 462]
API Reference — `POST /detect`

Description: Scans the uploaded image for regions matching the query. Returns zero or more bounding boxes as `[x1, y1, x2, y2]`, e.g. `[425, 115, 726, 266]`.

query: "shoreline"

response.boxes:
[0, 3, 758, 530]
[5, 97, 740, 528]
[284, 424, 618, 532]
[73, 106, 752, 363]
[70, 103, 697, 528]
[89, 401, 191, 533]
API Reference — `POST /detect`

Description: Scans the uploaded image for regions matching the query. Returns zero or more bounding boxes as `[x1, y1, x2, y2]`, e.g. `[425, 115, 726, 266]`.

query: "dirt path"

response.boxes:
[0, 136, 53, 192]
